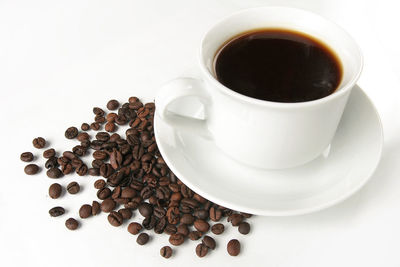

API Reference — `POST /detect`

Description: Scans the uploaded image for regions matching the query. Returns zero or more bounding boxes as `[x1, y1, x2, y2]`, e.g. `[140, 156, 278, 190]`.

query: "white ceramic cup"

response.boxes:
[155, 7, 363, 169]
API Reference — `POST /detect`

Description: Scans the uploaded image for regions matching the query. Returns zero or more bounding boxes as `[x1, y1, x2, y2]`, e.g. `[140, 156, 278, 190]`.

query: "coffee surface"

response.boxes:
[214, 29, 342, 103]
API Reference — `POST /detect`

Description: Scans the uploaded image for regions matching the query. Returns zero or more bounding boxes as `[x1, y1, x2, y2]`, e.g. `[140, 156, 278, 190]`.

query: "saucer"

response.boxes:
[154, 85, 383, 216]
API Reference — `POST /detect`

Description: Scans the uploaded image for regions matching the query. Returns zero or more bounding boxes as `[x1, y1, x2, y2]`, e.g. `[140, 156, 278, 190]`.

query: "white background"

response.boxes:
[1, 0, 400, 266]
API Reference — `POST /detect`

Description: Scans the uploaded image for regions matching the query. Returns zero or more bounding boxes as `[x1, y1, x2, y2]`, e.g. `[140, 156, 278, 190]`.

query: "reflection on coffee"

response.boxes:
[214, 29, 343, 103]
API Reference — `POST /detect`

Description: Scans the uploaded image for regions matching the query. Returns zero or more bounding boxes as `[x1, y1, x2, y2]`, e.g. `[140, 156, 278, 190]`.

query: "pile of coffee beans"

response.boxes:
[20, 96, 252, 258]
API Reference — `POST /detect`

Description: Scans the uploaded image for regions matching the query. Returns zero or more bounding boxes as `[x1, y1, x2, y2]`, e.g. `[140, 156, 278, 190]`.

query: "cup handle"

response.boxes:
[155, 77, 212, 139]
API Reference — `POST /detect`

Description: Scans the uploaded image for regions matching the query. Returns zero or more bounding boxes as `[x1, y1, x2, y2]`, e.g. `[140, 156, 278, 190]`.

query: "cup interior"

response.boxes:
[200, 7, 363, 103]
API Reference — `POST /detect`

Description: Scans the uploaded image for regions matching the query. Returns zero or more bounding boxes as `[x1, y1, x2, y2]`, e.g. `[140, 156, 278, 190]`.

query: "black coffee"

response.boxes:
[214, 29, 343, 103]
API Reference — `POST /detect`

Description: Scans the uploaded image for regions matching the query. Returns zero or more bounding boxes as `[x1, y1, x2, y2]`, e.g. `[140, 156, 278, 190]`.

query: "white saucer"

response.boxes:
[154, 85, 383, 216]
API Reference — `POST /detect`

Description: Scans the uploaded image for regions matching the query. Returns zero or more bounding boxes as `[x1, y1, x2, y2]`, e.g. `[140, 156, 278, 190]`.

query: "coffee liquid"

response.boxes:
[214, 29, 342, 103]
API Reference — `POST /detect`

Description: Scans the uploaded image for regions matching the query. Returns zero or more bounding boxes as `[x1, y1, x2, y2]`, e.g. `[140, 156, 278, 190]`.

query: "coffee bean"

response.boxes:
[142, 215, 157, 230]
[169, 233, 184, 246]
[65, 218, 79, 230]
[92, 159, 103, 169]
[138, 203, 153, 218]
[166, 207, 180, 224]
[136, 233, 150, 245]
[106, 99, 120, 110]
[24, 164, 39, 175]
[108, 211, 123, 226]
[128, 96, 139, 103]
[202, 235, 216, 250]
[43, 148, 55, 159]
[106, 113, 118, 122]
[65, 127, 78, 139]
[101, 199, 116, 213]
[20, 152, 34, 162]
[209, 207, 222, 222]
[90, 122, 100, 131]
[238, 222, 250, 235]
[194, 219, 209, 233]
[63, 151, 76, 160]
[177, 224, 189, 237]
[105, 122, 116, 132]
[33, 137, 46, 148]
[79, 204, 92, 219]
[44, 157, 58, 169]
[49, 183, 62, 199]
[77, 132, 90, 142]
[46, 167, 62, 178]
[88, 168, 100, 176]
[194, 209, 208, 220]
[160, 246, 173, 259]
[67, 181, 80, 194]
[227, 239, 240, 256]
[92, 201, 101, 215]
[128, 222, 142, 235]
[96, 132, 110, 142]
[81, 123, 90, 131]
[94, 179, 106, 189]
[97, 187, 111, 200]
[211, 223, 224, 235]
[93, 107, 105, 116]
[228, 214, 243, 226]
[76, 164, 88, 176]
[188, 231, 202, 241]
[164, 224, 177, 235]
[118, 208, 132, 220]
[180, 214, 195, 225]
[49, 206, 65, 217]
[196, 243, 208, 257]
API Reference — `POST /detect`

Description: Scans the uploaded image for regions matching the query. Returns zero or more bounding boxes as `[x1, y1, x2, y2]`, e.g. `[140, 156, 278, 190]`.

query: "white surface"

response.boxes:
[0, 0, 399, 266]
[154, 86, 383, 216]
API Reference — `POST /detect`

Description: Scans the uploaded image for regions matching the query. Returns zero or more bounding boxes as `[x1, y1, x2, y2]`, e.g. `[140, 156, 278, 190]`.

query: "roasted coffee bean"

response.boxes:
[157, 222, 173, 235]
[77, 132, 90, 142]
[93, 150, 108, 160]
[118, 208, 133, 220]
[49, 206, 65, 217]
[97, 187, 111, 200]
[136, 233, 150, 245]
[211, 223, 224, 235]
[79, 204, 92, 219]
[181, 198, 199, 209]
[92, 159, 103, 169]
[92, 201, 101, 215]
[72, 145, 86, 156]
[160, 246, 173, 259]
[88, 168, 100, 176]
[46, 167, 62, 178]
[90, 122, 100, 131]
[107, 99, 119, 110]
[166, 207, 180, 225]
[209, 207, 222, 222]
[115, 114, 127, 125]
[128, 96, 139, 103]
[96, 132, 110, 142]
[76, 164, 88, 176]
[170, 192, 182, 202]
[155, 186, 171, 200]
[61, 163, 73, 175]
[43, 148, 55, 158]
[65, 218, 79, 230]
[180, 184, 193, 198]
[105, 122, 116, 132]
[168, 184, 180, 193]
[177, 224, 189, 237]
[93, 107, 105, 116]
[33, 137, 46, 148]
[128, 222, 142, 235]
[153, 206, 166, 219]
[108, 211, 123, 227]
[169, 233, 184, 246]
[81, 123, 90, 131]
[142, 215, 157, 230]
[228, 214, 243, 226]
[49, 183, 62, 199]
[67, 181, 80, 194]
[20, 152, 34, 162]
[111, 186, 121, 199]
[180, 214, 194, 225]
[101, 199, 116, 213]
[121, 187, 136, 198]
[130, 101, 143, 110]
[109, 150, 122, 169]
[202, 235, 216, 250]
[95, 115, 106, 123]
[107, 113, 118, 123]
[45, 157, 58, 169]
[94, 179, 106, 189]
[194, 219, 210, 233]
[154, 216, 167, 234]
[196, 243, 208, 257]
[65, 127, 78, 139]
[188, 231, 202, 241]
[71, 158, 83, 168]
[124, 201, 139, 210]
[194, 209, 208, 220]
[107, 171, 125, 187]
[62, 151, 76, 160]
[24, 164, 39, 175]
[140, 186, 152, 199]
[238, 222, 250, 235]
[227, 239, 240, 256]
[100, 163, 113, 178]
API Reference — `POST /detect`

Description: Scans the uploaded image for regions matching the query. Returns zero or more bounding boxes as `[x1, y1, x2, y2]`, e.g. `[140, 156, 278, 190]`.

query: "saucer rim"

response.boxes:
[154, 85, 383, 216]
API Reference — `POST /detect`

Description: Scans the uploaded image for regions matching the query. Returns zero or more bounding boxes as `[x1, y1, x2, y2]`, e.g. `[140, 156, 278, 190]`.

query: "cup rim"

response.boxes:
[198, 6, 364, 108]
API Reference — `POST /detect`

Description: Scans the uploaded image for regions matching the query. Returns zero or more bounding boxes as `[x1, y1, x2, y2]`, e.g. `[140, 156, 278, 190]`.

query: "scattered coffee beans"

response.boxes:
[136, 233, 150, 245]
[32, 137, 46, 148]
[227, 239, 240, 256]
[24, 164, 39, 175]
[65, 218, 79, 230]
[49, 206, 65, 217]
[108, 211, 123, 227]
[202, 235, 216, 250]
[211, 223, 224, 235]
[107, 99, 119, 110]
[49, 183, 62, 199]
[20, 152, 33, 162]
[92, 201, 101, 215]
[43, 148, 55, 158]
[79, 204, 92, 219]
[46, 167, 62, 178]
[128, 222, 143, 235]
[67, 182, 80, 194]
[238, 222, 250, 235]
[169, 233, 185, 246]
[160, 246, 173, 258]
[196, 243, 208, 257]
[65, 127, 78, 139]
[101, 199, 116, 213]
[81, 123, 90, 131]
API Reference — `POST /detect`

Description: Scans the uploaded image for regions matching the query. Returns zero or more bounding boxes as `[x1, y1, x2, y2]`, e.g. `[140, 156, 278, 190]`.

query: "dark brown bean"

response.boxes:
[188, 231, 202, 241]
[92, 201, 101, 215]
[228, 214, 243, 226]
[33, 137, 46, 148]
[20, 152, 34, 162]
[49, 183, 62, 199]
[160, 246, 173, 259]
[118, 208, 132, 220]
[211, 223, 224, 235]
[24, 164, 39, 175]
[169, 233, 184, 246]
[97, 187, 111, 200]
[43, 148, 55, 158]
[137, 233, 150, 245]
[46, 167, 62, 178]
[108, 211, 123, 227]
[101, 199, 116, 213]
[128, 222, 142, 235]
[67, 181, 80, 194]
[94, 179, 106, 189]
[194, 219, 210, 233]
[65, 127, 78, 139]
[79, 204, 92, 219]
[196, 243, 208, 257]
[65, 218, 79, 230]
[81, 123, 90, 131]
[107, 99, 120, 110]
[227, 239, 240, 256]
[49, 206, 65, 217]
[238, 222, 250, 235]
[202, 235, 216, 250]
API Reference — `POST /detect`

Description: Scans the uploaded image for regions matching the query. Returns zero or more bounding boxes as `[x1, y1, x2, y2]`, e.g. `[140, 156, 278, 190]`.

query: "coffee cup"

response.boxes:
[155, 6, 363, 169]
